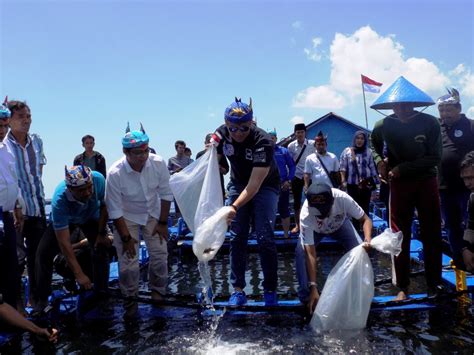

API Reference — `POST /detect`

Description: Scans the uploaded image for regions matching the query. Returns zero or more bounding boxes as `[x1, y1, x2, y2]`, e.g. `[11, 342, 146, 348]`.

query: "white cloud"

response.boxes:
[447, 63, 474, 100]
[290, 115, 305, 124]
[292, 21, 302, 30]
[304, 37, 323, 62]
[459, 72, 474, 97]
[467, 106, 474, 117]
[450, 64, 466, 76]
[293, 26, 462, 110]
[329, 26, 449, 98]
[293, 85, 346, 109]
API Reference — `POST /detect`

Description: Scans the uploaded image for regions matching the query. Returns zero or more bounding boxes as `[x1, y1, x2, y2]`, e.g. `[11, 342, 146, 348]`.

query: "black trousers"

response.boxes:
[347, 184, 372, 230]
[291, 177, 305, 214]
[0, 212, 20, 307]
[22, 216, 47, 305]
[35, 221, 110, 307]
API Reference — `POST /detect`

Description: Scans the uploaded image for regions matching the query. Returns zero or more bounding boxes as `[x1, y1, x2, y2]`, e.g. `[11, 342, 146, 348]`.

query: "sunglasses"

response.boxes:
[129, 148, 150, 157]
[228, 125, 251, 133]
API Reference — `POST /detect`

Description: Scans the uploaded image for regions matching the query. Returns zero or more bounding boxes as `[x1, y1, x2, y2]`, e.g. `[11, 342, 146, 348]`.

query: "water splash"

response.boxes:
[198, 261, 214, 308]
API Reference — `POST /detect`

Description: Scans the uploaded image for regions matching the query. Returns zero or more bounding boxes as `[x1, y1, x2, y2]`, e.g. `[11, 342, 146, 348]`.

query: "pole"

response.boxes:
[361, 75, 369, 129]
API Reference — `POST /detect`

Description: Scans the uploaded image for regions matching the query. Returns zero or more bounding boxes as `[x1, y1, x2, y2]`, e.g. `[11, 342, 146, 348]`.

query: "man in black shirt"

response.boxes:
[212, 97, 280, 306]
[438, 88, 474, 267]
[460, 151, 474, 272]
[73, 135, 107, 178]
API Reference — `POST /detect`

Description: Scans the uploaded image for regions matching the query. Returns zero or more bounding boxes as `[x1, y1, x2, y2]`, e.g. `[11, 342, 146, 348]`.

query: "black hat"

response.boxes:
[306, 183, 334, 218]
[294, 123, 306, 132]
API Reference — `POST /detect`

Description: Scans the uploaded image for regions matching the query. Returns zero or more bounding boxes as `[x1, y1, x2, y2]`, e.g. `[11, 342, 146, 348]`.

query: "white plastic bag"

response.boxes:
[169, 146, 226, 261]
[193, 206, 232, 262]
[311, 228, 402, 331]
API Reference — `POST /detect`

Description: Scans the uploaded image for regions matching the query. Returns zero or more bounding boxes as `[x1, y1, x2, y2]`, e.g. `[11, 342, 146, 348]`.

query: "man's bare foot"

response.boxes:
[393, 290, 408, 301]
[151, 291, 164, 302]
[290, 226, 299, 235]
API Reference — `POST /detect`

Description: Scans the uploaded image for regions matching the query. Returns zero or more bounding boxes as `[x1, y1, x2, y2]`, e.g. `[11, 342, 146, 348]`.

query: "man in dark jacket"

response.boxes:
[437, 88, 474, 268]
[460, 151, 474, 272]
[370, 76, 443, 301]
[73, 135, 107, 178]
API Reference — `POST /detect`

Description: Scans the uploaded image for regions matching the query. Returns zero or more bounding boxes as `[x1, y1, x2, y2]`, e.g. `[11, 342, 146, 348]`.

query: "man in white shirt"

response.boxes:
[106, 123, 173, 320]
[287, 123, 315, 234]
[304, 131, 340, 190]
[295, 183, 372, 314]
[0, 104, 23, 309]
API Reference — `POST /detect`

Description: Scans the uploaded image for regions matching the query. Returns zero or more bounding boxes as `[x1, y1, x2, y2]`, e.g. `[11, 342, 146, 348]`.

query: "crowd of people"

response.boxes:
[0, 76, 473, 337]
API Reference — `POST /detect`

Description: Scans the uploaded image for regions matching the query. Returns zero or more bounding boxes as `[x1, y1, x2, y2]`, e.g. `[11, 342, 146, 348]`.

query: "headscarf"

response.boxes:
[65, 165, 92, 187]
[352, 130, 368, 153]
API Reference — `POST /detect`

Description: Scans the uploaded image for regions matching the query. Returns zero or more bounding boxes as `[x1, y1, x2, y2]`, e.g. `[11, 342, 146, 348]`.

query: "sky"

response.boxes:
[1, 0, 473, 197]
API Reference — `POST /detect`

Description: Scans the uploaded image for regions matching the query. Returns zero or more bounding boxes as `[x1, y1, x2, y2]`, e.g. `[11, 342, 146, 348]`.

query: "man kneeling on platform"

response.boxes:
[295, 183, 372, 314]
[34, 165, 111, 316]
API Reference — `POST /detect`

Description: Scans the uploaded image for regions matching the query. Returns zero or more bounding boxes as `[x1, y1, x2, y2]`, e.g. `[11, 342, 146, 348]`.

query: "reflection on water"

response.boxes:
[4, 252, 474, 353]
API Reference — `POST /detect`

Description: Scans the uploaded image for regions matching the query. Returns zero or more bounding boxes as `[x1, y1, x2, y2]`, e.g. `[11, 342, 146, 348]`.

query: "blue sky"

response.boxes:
[1, 0, 473, 197]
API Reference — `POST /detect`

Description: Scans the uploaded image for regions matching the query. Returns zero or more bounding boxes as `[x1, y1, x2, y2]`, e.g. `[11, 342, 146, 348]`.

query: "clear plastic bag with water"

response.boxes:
[311, 228, 403, 331]
[169, 146, 227, 261]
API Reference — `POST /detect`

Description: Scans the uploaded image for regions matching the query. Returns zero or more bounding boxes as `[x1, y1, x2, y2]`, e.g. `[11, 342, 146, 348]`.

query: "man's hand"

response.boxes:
[281, 181, 291, 192]
[226, 206, 237, 225]
[35, 327, 59, 343]
[122, 238, 138, 259]
[13, 208, 24, 233]
[462, 249, 474, 272]
[75, 272, 92, 290]
[377, 160, 388, 182]
[388, 166, 400, 180]
[362, 240, 371, 252]
[307, 287, 320, 314]
[153, 222, 169, 243]
[95, 234, 112, 248]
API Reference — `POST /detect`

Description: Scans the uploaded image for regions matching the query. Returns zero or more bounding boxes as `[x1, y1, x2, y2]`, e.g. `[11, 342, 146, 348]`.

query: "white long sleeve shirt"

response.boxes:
[288, 138, 316, 179]
[0, 142, 22, 212]
[106, 153, 174, 226]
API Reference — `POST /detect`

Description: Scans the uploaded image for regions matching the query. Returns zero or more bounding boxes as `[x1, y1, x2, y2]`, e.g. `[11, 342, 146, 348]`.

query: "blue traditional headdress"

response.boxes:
[65, 165, 92, 187]
[437, 88, 461, 106]
[0, 96, 10, 119]
[224, 97, 253, 123]
[122, 122, 149, 148]
[267, 128, 277, 137]
[370, 76, 434, 110]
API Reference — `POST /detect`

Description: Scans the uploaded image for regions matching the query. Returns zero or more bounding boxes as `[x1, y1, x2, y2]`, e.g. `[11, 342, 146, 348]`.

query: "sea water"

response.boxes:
[3, 251, 473, 354]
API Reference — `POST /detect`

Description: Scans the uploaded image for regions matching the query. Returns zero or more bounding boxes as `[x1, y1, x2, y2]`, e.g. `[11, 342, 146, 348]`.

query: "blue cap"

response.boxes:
[0, 104, 11, 119]
[122, 122, 149, 148]
[224, 97, 253, 123]
[370, 76, 435, 110]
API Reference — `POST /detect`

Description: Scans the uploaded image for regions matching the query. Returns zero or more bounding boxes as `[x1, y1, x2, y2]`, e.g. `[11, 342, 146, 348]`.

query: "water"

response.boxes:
[3, 251, 473, 353]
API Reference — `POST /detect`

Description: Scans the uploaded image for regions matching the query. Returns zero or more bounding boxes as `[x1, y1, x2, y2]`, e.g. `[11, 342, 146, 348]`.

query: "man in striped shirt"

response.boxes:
[6, 100, 47, 309]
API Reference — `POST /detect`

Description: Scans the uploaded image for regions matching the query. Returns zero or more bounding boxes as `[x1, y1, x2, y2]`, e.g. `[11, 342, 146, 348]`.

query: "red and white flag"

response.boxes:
[361, 75, 383, 93]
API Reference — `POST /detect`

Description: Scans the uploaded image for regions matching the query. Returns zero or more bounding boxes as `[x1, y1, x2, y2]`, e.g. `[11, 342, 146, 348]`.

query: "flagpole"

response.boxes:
[361, 75, 369, 129]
